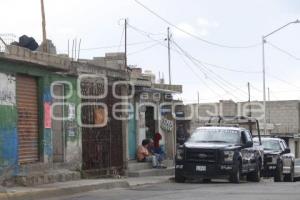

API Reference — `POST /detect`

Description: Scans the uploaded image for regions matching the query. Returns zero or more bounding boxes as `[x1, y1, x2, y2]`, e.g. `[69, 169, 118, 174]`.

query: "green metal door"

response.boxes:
[128, 106, 136, 160]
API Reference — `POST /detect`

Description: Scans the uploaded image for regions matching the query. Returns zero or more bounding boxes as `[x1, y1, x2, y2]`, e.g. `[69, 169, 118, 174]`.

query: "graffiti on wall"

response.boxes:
[0, 73, 16, 106]
[160, 117, 174, 133]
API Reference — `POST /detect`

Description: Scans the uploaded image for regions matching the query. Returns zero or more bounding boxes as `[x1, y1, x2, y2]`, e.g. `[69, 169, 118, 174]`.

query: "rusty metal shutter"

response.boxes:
[17, 75, 39, 164]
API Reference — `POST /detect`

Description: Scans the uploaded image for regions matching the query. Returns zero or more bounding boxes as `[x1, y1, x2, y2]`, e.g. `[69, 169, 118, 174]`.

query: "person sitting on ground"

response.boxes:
[153, 132, 165, 161]
[137, 139, 165, 168]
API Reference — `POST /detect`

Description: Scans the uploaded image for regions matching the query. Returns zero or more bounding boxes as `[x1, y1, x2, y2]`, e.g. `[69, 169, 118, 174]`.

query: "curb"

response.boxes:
[0, 181, 130, 200]
[128, 176, 174, 188]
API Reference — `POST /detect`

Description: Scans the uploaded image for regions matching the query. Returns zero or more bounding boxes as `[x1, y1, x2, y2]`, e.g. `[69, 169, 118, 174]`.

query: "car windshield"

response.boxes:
[188, 129, 241, 144]
[261, 140, 282, 151]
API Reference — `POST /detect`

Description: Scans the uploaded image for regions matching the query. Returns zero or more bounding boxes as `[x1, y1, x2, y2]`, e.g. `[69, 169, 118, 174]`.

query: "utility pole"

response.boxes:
[262, 36, 267, 135]
[197, 91, 200, 123]
[262, 19, 300, 135]
[40, 0, 48, 52]
[247, 82, 252, 133]
[268, 87, 271, 123]
[247, 82, 251, 117]
[124, 19, 128, 70]
[167, 27, 171, 85]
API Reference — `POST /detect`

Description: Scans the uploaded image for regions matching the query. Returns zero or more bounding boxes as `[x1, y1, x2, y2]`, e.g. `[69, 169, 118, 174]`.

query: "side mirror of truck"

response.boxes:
[244, 141, 253, 148]
[284, 147, 291, 154]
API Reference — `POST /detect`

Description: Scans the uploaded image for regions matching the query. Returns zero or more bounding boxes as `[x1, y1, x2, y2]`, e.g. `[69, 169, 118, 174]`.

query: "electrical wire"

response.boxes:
[267, 73, 300, 89]
[250, 84, 263, 93]
[128, 23, 262, 74]
[173, 45, 226, 100]
[80, 40, 156, 51]
[128, 41, 162, 55]
[267, 41, 300, 61]
[172, 43, 243, 101]
[134, 0, 261, 49]
[117, 25, 125, 52]
[128, 22, 249, 101]
[172, 40, 249, 99]
[201, 61, 261, 74]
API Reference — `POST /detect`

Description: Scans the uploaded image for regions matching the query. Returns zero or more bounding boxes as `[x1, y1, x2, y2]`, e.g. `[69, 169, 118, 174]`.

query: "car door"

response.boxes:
[240, 130, 253, 172]
[280, 140, 294, 170]
[294, 159, 300, 178]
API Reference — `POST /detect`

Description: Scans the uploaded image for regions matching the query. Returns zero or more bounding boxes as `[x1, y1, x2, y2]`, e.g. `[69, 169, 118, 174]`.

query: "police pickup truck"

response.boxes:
[254, 137, 295, 182]
[175, 116, 263, 183]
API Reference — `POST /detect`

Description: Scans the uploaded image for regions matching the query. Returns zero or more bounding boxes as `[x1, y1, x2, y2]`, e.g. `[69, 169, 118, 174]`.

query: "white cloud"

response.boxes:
[197, 18, 210, 26]
[173, 23, 197, 38]
[174, 17, 219, 39]
[197, 17, 220, 28]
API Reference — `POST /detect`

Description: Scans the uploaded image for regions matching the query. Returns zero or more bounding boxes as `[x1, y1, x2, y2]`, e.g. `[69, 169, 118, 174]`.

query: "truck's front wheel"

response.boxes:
[247, 161, 261, 182]
[230, 161, 241, 183]
[274, 161, 284, 182]
[175, 173, 186, 183]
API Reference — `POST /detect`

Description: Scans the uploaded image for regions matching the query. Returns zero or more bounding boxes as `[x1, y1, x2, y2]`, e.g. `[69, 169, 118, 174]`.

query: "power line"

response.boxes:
[129, 22, 249, 100]
[80, 40, 156, 51]
[267, 73, 300, 89]
[128, 41, 161, 55]
[267, 41, 300, 61]
[117, 24, 125, 52]
[128, 23, 262, 74]
[201, 61, 261, 74]
[172, 40, 249, 98]
[172, 42, 244, 101]
[134, 0, 261, 49]
[173, 44, 225, 100]
[250, 84, 263, 93]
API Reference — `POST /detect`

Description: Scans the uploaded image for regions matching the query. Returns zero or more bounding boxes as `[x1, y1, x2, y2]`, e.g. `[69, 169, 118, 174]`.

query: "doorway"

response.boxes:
[145, 106, 155, 139]
[52, 84, 65, 163]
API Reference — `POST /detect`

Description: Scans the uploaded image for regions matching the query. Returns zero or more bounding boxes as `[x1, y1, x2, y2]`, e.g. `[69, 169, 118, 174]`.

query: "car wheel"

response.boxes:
[274, 161, 284, 182]
[247, 161, 261, 182]
[202, 178, 211, 183]
[175, 173, 186, 183]
[230, 161, 241, 183]
[284, 164, 295, 182]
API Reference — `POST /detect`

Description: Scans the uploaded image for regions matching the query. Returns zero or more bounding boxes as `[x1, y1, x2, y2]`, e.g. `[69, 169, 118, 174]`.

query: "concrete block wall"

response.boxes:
[267, 101, 300, 134]
[186, 100, 300, 135]
[89, 52, 126, 71]
[220, 100, 237, 116]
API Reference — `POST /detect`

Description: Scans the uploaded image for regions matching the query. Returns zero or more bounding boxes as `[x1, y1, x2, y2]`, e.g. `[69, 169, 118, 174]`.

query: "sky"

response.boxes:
[1, 0, 300, 103]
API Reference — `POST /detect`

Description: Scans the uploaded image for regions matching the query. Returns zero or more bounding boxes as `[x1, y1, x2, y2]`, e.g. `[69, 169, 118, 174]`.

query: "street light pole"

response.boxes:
[262, 36, 266, 135]
[262, 19, 299, 135]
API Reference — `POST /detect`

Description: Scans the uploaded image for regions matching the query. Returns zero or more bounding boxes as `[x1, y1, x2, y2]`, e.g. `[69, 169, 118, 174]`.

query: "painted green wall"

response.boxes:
[0, 59, 81, 174]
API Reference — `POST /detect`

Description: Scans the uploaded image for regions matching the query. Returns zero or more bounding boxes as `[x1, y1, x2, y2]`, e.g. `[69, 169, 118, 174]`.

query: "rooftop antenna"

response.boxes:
[74, 38, 77, 61]
[67, 39, 70, 57]
[77, 39, 82, 60]
[71, 39, 74, 61]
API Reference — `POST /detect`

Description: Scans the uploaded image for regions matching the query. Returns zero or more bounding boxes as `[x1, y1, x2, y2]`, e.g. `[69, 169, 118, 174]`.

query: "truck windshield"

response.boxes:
[261, 140, 282, 151]
[188, 129, 241, 144]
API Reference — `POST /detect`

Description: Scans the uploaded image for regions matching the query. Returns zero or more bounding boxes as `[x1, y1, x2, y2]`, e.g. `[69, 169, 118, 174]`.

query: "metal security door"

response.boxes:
[81, 80, 123, 175]
[16, 75, 39, 164]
